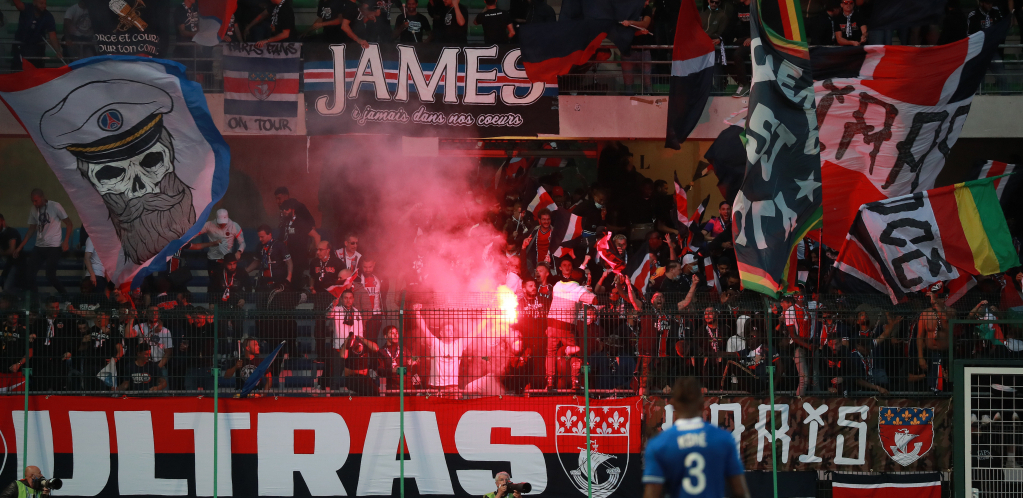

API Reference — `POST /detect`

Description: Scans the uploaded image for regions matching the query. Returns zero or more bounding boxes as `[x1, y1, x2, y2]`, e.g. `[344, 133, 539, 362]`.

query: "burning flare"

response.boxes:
[498, 285, 518, 324]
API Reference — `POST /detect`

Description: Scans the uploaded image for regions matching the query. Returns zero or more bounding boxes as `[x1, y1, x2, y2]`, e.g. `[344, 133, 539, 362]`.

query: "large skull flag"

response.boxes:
[0, 56, 230, 288]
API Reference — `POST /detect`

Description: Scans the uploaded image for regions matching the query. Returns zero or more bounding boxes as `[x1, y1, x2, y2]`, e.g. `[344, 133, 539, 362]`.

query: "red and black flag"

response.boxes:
[665, 0, 715, 149]
[812, 19, 1009, 250]
[832, 472, 941, 498]
[519, 0, 645, 82]
[733, 0, 822, 297]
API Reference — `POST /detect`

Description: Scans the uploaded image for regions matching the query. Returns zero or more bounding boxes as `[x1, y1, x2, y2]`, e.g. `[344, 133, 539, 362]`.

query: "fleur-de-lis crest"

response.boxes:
[559, 410, 577, 434]
[610, 411, 625, 429]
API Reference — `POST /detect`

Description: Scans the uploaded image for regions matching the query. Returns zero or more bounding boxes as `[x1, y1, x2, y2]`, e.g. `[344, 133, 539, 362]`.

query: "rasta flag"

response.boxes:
[732, 0, 822, 297]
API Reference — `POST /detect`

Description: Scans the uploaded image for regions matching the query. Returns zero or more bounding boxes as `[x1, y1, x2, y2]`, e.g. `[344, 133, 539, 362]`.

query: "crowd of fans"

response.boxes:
[8, 0, 1021, 77]
[0, 140, 1021, 397]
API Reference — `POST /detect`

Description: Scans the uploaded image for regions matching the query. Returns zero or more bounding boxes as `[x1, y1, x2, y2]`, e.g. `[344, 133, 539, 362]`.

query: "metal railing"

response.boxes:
[1, 41, 1022, 96]
[0, 290, 1016, 398]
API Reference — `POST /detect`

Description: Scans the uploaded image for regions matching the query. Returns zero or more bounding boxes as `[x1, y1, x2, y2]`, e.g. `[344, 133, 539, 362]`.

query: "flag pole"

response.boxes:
[766, 299, 778, 498]
[398, 291, 407, 498]
[22, 308, 30, 477]
[583, 305, 592, 498]
[213, 303, 221, 498]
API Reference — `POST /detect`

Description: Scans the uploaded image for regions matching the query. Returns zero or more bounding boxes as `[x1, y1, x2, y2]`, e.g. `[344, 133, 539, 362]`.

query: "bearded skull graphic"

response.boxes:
[40, 79, 196, 265]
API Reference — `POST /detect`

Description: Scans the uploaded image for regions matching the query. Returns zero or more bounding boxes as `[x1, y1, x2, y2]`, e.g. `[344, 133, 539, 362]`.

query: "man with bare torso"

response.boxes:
[917, 282, 954, 393]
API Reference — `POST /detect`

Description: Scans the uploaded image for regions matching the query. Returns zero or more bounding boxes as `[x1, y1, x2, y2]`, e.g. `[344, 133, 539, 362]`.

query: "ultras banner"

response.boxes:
[303, 44, 559, 137]
[644, 396, 951, 472]
[0, 396, 640, 498]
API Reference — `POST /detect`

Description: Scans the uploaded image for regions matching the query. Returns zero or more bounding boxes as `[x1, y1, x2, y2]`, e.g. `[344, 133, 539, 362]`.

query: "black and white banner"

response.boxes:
[303, 43, 559, 137]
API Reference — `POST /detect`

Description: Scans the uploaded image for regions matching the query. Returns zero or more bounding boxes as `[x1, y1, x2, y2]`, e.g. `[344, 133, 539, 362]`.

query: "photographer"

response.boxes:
[485, 472, 522, 498]
[1, 466, 51, 498]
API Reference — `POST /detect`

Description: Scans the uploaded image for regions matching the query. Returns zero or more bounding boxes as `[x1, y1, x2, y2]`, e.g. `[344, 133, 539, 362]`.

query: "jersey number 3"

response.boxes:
[682, 453, 706, 495]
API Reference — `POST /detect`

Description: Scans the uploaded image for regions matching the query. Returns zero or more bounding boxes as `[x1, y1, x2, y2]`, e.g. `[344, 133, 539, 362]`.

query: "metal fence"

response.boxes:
[1, 291, 1017, 399]
[1, 41, 1022, 96]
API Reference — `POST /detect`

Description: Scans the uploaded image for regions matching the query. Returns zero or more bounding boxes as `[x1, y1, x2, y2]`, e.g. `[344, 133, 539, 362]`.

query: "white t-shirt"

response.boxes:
[133, 323, 173, 362]
[63, 3, 93, 37]
[28, 200, 68, 248]
[84, 238, 105, 278]
[549, 281, 595, 324]
[331, 306, 364, 348]
[197, 221, 245, 259]
[427, 336, 465, 387]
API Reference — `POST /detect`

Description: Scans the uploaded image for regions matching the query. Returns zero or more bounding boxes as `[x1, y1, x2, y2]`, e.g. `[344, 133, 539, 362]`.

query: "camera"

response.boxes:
[506, 482, 531, 494]
[40, 478, 62, 491]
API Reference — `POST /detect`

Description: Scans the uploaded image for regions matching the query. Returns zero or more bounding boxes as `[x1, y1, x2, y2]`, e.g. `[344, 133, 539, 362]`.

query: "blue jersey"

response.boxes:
[643, 417, 744, 498]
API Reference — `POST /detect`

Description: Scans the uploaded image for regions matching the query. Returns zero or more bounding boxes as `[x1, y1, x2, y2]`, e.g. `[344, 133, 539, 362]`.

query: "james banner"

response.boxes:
[0, 56, 230, 289]
[0, 396, 641, 498]
[303, 43, 558, 137]
[644, 396, 951, 472]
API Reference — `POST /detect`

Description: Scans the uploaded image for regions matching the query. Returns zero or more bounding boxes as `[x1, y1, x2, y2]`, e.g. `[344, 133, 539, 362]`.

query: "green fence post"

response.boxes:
[22, 309, 30, 476]
[583, 305, 592, 498]
[398, 291, 406, 498]
[766, 300, 778, 498]
[213, 303, 221, 498]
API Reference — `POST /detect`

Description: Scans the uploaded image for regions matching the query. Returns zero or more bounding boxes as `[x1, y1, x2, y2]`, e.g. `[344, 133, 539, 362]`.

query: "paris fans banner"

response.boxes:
[223, 43, 302, 135]
[0, 396, 641, 498]
[644, 396, 951, 472]
[303, 43, 559, 137]
[83, 0, 171, 57]
[0, 57, 230, 289]
[811, 19, 1009, 250]
[732, 0, 823, 298]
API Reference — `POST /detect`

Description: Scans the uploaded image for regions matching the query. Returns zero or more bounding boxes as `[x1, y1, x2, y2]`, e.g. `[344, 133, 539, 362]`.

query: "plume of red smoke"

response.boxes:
[313, 136, 511, 302]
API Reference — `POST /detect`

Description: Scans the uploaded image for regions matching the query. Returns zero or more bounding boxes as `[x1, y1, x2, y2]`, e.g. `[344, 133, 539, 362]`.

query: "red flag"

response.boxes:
[596, 232, 625, 274]
[630, 253, 655, 295]
[945, 273, 976, 306]
[674, 171, 690, 227]
[526, 187, 557, 216]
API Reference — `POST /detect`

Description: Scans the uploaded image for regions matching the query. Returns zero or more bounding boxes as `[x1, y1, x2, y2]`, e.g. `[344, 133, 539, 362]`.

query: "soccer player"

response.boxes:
[642, 378, 749, 498]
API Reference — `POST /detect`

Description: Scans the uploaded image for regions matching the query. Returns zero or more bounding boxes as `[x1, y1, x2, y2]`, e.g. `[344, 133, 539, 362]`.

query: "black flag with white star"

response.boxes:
[732, 0, 822, 297]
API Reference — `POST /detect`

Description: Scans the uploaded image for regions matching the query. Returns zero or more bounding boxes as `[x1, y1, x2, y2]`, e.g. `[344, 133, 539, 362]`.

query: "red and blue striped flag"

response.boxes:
[223, 43, 301, 134]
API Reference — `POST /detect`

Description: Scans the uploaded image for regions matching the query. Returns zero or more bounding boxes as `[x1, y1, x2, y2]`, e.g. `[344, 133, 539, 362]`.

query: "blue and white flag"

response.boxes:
[0, 56, 230, 289]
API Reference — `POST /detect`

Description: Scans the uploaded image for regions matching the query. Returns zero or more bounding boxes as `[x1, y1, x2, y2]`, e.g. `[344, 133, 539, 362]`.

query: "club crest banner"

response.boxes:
[303, 43, 559, 137]
[0, 56, 230, 288]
